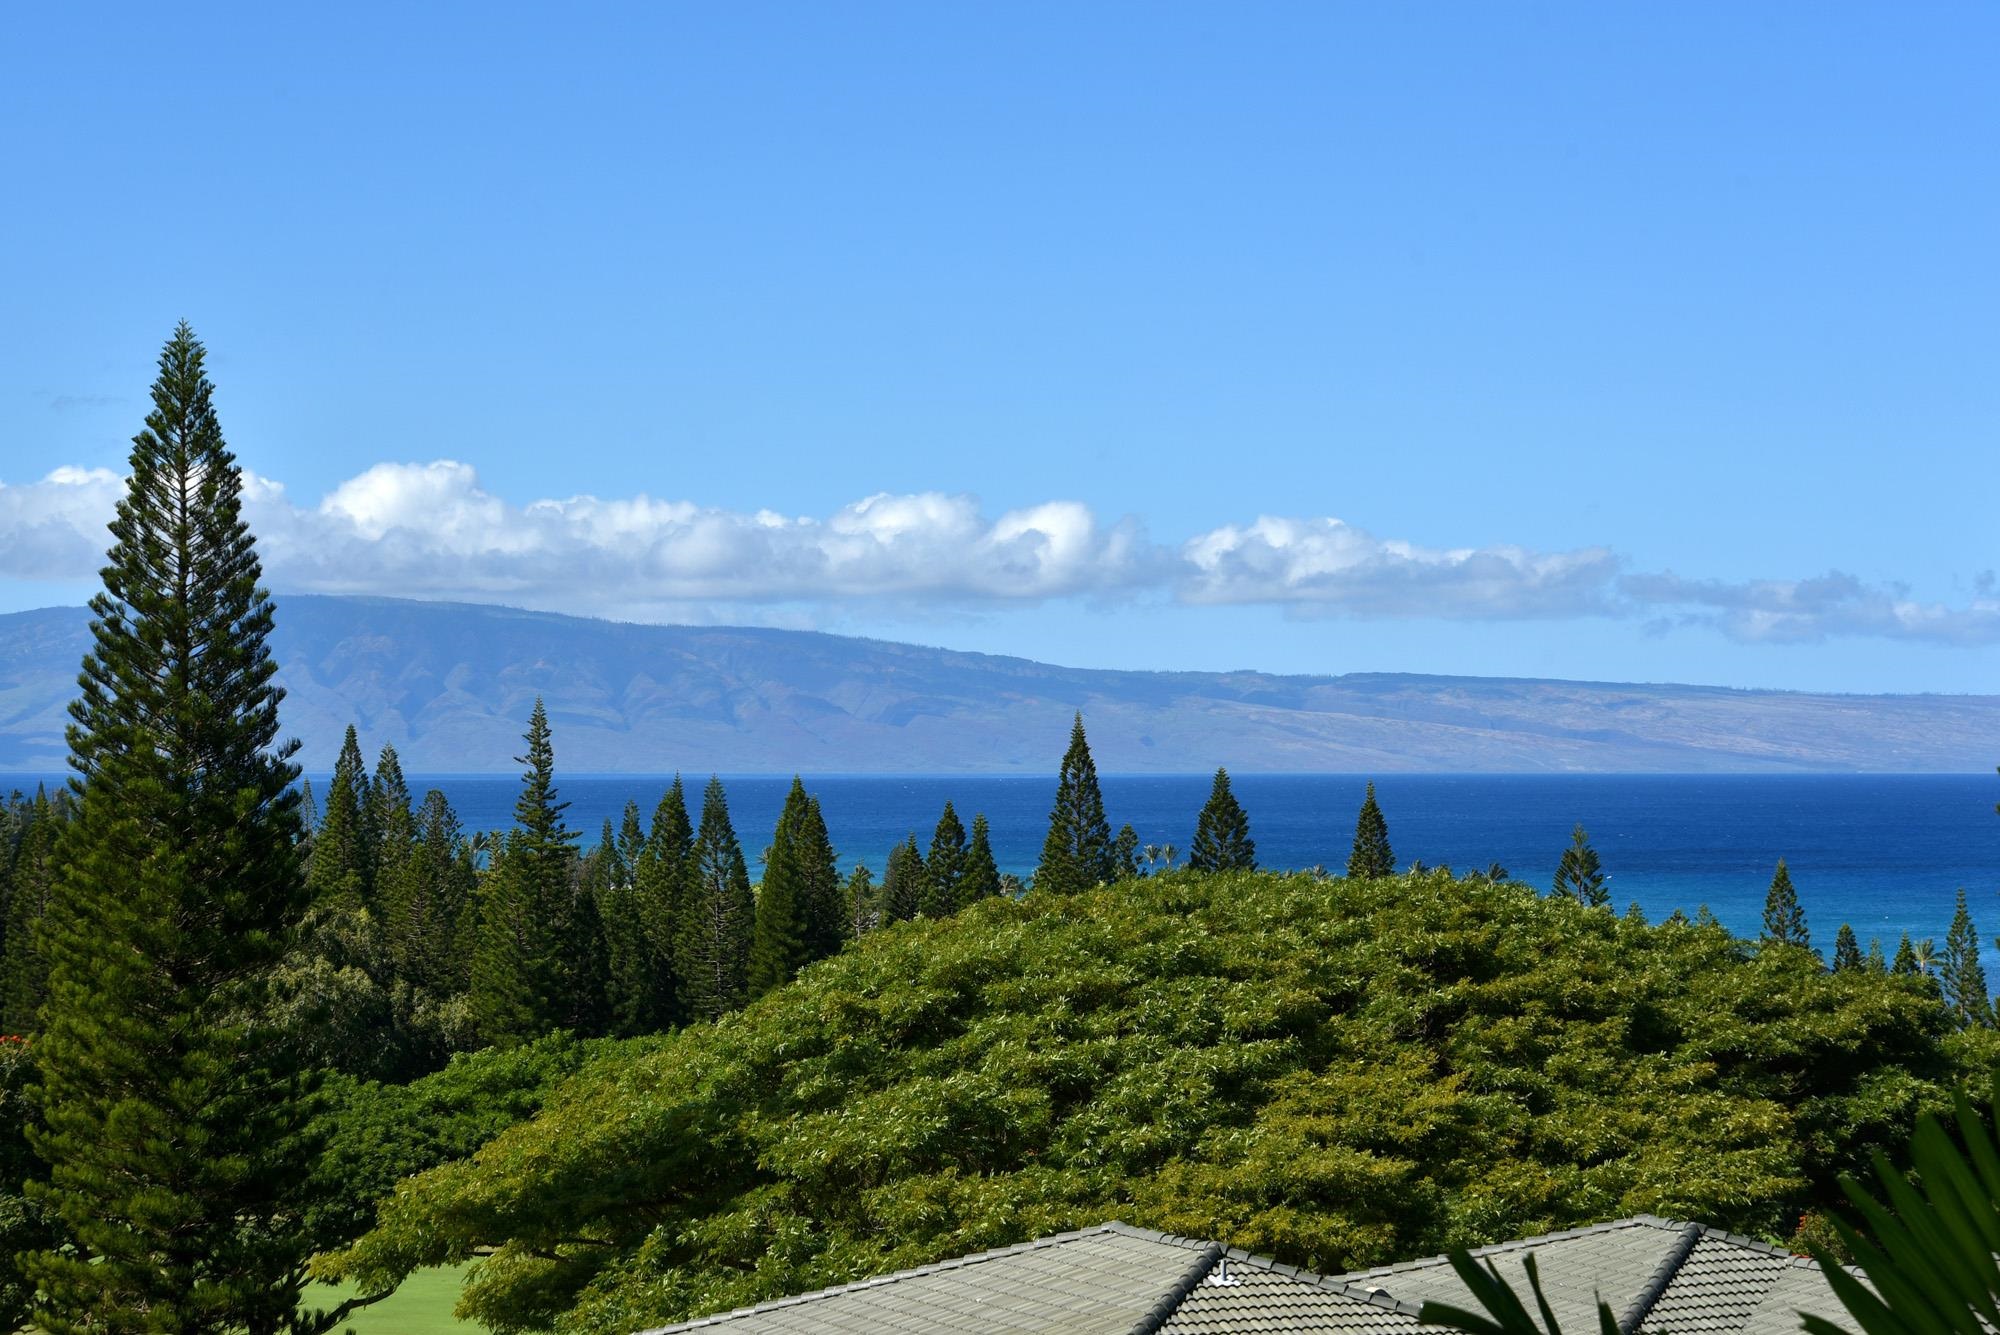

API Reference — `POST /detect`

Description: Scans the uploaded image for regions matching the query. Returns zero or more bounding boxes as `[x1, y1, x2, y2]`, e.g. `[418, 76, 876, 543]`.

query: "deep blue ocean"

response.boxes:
[8, 772, 1997, 952]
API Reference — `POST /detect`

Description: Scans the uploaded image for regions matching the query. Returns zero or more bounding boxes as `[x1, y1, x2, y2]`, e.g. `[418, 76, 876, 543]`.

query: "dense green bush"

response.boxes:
[324, 869, 1995, 1334]
[307, 1032, 604, 1252]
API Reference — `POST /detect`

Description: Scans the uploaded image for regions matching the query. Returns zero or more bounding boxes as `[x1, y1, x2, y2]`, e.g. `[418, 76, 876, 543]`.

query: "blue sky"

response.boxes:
[3, 3, 1996, 692]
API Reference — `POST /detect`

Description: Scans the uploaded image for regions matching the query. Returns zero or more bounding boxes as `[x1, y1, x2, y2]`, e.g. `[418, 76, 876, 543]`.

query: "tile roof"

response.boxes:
[635, 1224, 1218, 1335]
[637, 1215, 1860, 1335]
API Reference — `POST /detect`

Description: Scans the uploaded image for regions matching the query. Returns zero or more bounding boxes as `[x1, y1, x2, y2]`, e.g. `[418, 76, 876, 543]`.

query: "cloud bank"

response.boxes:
[1, 460, 1993, 644]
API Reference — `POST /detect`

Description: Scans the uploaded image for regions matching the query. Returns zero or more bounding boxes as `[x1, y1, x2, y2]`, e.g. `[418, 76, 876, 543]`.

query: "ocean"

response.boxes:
[7, 772, 1996, 952]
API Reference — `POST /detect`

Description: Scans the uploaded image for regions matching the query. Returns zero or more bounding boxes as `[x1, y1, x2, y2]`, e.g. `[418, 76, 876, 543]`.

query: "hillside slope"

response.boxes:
[1, 596, 1995, 771]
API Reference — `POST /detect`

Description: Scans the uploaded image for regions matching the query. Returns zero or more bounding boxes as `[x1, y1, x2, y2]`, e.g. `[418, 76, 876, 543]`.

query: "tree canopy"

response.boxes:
[326, 867, 1988, 1335]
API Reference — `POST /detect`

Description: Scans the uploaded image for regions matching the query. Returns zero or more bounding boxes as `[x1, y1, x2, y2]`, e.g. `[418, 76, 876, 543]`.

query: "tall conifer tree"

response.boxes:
[367, 742, 415, 896]
[845, 864, 877, 940]
[962, 814, 1002, 904]
[617, 800, 646, 875]
[1036, 713, 1114, 893]
[1, 790, 61, 1035]
[923, 802, 968, 917]
[679, 778, 753, 1021]
[1113, 823, 1140, 880]
[1833, 923, 1863, 973]
[1551, 823, 1608, 906]
[880, 836, 925, 923]
[1761, 858, 1809, 949]
[469, 700, 591, 1044]
[1346, 782, 1395, 880]
[25, 324, 320, 1334]
[1942, 888, 1991, 1027]
[598, 806, 660, 1036]
[796, 797, 844, 964]
[748, 779, 811, 999]
[1189, 768, 1256, 872]
[633, 778, 692, 1027]
[386, 789, 475, 996]
[307, 726, 370, 912]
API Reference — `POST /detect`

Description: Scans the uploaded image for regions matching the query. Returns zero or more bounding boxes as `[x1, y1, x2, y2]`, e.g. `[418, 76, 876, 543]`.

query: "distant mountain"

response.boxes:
[1, 596, 1995, 773]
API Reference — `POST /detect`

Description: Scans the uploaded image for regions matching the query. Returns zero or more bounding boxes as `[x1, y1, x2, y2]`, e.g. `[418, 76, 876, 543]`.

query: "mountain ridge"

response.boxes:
[1, 595, 1994, 773]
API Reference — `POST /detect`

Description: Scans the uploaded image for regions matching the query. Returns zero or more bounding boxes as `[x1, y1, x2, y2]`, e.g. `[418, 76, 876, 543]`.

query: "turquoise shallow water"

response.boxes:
[7, 772, 1997, 952]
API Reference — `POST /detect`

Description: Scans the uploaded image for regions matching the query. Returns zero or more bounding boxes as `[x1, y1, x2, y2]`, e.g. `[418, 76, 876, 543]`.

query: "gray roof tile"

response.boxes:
[638, 1224, 1214, 1334]
[633, 1215, 1865, 1335]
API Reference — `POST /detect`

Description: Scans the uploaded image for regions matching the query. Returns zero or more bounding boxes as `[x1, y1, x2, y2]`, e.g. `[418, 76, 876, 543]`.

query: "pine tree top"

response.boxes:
[1761, 857, 1809, 948]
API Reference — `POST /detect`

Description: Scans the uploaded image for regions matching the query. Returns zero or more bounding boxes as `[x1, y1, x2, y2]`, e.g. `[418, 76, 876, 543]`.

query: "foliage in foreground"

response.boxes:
[1419, 1066, 2000, 1335]
[324, 868, 1994, 1334]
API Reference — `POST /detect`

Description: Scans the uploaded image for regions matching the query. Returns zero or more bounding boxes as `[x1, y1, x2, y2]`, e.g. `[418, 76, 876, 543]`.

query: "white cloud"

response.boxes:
[1180, 516, 1622, 618]
[1623, 571, 2000, 646]
[0, 467, 123, 580]
[3, 459, 1996, 646]
[238, 461, 1153, 610]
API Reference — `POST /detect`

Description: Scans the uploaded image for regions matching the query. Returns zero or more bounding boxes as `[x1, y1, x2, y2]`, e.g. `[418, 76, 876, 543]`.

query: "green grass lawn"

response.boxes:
[303, 1264, 479, 1334]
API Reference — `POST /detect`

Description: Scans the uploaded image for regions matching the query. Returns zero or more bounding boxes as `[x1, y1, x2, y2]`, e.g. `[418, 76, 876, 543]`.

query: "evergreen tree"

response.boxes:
[1036, 713, 1115, 893]
[1942, 888, 1991, 1027]
[1866, 938, 1888, 973]
[469, 700, 592, 1044]
[845, 864, 876, 940]
[617, 800, 647, 877]
[796, 797, 845, 965]
[1, 790, 62, 1035]
[1833, 923, 1863, 973]
[679, 778, 753, 1022]
[308, 725, 371, 912]
[880, 836, 925, 923]
[923, 802, 967, 917]
[367, 742, 415, 895]
[1892, 933, 1919, 975]
[1551, 823, 1608, 907]
[1346, 782, 1395, 880]
[386, 789, 476, 997]
[792, 799, 840, 963]
[25, 323, 320, 1335]
[1188, 768, 1256, 872]
[298, 778, 319, 853]
[596, 804, 659, 1037]
[748, 780, 811, 999]
[632, 778, 692, 1028]
[1761, 858, 1809, 949]
[961, 814, 1002, 903]
[1113, 823, 1140, 880]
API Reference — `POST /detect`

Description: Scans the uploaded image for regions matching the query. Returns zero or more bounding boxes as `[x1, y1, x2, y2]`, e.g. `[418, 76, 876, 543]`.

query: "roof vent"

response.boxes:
[1205, 1256, 1243, 1287]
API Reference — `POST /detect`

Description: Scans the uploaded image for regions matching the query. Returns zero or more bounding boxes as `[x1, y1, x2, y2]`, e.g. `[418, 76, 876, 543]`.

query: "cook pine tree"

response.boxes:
[1942, 888, 1991, 1027]
[1761, 858, 1809, 949]
[1832, 923, 1864, 973]
[1188, 767, 1255, 872]
[923, 802, 967, 917]
[1551, 823, 1608, 906]
[25, 324, 323, 1334]
[679, 777, 754, 1021]
[632, 776, 693, 1028]
[470, 700, 603, 1044]
[1346, 782, 1394, 880]
[1036, 713, 1115, 893]
[748, 779, 813, 999]
[962, 814, 1002, 903]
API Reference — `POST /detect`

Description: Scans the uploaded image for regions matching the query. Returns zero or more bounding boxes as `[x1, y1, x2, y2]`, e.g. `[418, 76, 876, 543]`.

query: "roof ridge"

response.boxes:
[1214, 1245, 1430, 1317]
[1331, 1215, 1690, 1284]
[1128, 1242, 1224, 1335]
[1693, 1224, 1809, 1261]
[1617, 1221, 1704, 1334]
[633, 1222, 1151, 1333]
[1099, 1220, 1234, 1252]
